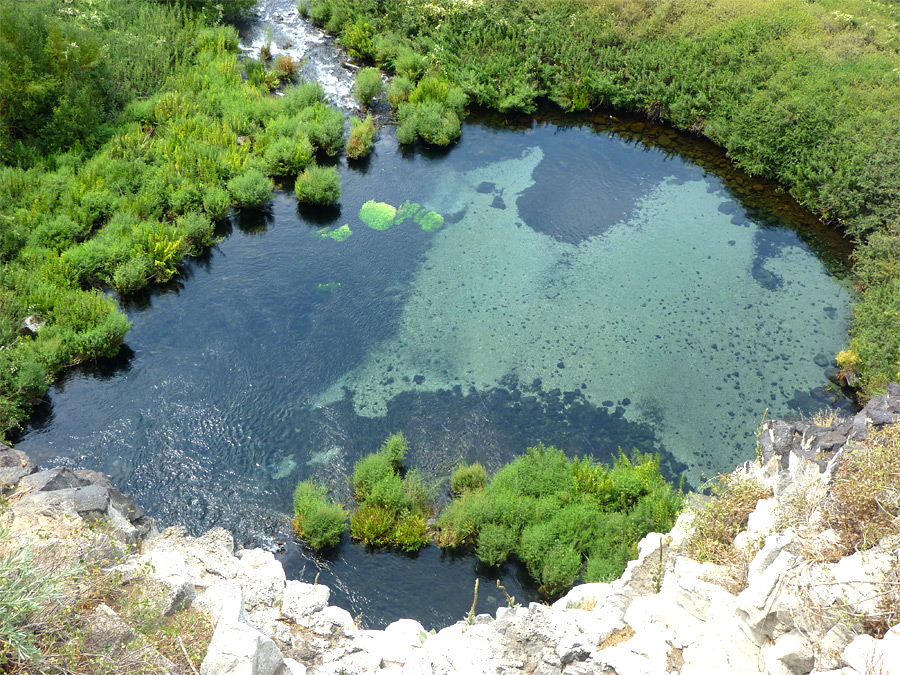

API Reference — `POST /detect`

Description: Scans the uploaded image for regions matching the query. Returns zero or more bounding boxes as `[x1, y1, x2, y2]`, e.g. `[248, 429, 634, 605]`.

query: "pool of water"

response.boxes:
[16, 116, 854, 628]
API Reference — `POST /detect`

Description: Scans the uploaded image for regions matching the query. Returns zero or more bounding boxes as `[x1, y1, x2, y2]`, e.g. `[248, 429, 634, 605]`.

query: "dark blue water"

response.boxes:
[17, 118, 853, 628]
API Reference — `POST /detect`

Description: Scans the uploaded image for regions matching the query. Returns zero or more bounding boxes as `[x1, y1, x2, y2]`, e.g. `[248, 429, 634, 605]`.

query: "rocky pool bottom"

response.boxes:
[3, 389, 900, 674]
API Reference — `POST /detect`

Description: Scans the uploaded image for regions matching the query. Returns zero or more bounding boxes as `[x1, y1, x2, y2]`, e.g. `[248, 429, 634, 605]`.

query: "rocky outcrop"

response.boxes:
[2, 388, 900, 674]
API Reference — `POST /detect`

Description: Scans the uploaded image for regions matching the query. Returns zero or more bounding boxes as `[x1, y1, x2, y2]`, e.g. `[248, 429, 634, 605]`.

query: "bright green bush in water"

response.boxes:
[354, 68, 384, 107]
[323, 224, 353, 242]
[227, 170, 275, 208]
[295, 165, 341, 206]
[349, 432, 434, 552]
[435, 445, 683, 595]
[394, 200, 421, 225]
[292, 481, 349, 550]
[450, 462, 487, 495]
[306, 0, 900, 398]
[359, 200, 397, 230]
[346, 115, 376, 160]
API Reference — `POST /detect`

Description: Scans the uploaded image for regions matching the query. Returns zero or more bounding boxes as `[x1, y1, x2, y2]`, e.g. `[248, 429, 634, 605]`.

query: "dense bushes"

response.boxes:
[0, 0, 347, 436]
[349, 432, 433, 552]
[307, 0, 900, 398]
[436, 445, 684, 595]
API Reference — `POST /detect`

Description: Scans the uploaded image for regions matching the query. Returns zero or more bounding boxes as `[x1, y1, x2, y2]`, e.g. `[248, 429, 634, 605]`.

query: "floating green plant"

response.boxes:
[415, 209, 444, 232]
[394, 200, 421, 225]
[359, 200, 397, 230]
[327, 224, 352, 241]
[316, 282, 341, 292]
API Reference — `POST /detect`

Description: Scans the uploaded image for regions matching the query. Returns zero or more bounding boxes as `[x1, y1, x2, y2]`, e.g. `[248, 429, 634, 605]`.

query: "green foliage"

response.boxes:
[297, 102, 345, 156]
[262, 133, 315, 175]
[359, 200, 397, 230]
[354, 68, 384, 107]
[227, 170, 274, 208]
[292, 481, 349, 550]
[397, 101, 461, 146]
[295, 165, 341, 206]
[0, 529, 61, 664]
[435, 445, 683, 596]
[0, 1, 349, 436]
[415, 209, 444, 232]
[346, 115, 376, 160]
[387, 76, 415, 110]
[349, 432, 433, 551]
[450, 462, 487, 495]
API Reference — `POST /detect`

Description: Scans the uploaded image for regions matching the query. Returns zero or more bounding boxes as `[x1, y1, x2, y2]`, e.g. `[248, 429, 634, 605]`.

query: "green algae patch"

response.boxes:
[316, 282, 342, 292]
[327, 224, 353, 241]
[394, 201, 421, 225]
[360, 200, 397, 230]
[416, 209, 444, 232]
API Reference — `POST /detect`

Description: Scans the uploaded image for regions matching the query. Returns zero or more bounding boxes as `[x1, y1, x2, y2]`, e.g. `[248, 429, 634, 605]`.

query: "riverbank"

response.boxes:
[3, 389, 899, 673]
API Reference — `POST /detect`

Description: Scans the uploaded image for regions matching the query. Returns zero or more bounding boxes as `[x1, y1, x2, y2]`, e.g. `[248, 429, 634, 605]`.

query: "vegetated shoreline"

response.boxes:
[0, 0, 891, 440]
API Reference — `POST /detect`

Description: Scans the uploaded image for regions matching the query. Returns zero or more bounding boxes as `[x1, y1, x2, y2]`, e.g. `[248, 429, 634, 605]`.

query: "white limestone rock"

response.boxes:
[281, 581, 330, 623]
[200, 620, 284, 675]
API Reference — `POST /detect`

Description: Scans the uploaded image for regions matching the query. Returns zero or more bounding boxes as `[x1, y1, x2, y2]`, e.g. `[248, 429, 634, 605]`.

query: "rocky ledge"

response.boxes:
[2, 387, 900, 675]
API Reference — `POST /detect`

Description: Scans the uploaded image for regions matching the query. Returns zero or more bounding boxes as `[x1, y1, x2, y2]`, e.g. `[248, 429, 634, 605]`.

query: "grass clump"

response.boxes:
[354, 68, 384, 108]
[450, 462, 487, 495]
[227, 169, 274, 208]
[295, 164, 341, 206]
[683, 476, 772, 567]
[828, 423, 900, 555]
[435, 444, 684, 596]
[349, 432, 434, 552]
[346, 115, 376, 159]
[292, 481, 349, 550]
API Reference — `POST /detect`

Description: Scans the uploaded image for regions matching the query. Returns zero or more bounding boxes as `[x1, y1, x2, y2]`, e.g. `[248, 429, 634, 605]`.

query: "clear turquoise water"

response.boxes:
[17, 117, 853, 627]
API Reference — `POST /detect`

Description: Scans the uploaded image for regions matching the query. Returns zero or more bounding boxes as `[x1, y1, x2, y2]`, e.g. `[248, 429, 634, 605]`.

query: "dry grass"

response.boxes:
[826, 424, 900, 556]
[599, 625, 635, 650]
[1, 525, 213, 675]
[811, 408, 843, 427]
[684, 476, 772, 567]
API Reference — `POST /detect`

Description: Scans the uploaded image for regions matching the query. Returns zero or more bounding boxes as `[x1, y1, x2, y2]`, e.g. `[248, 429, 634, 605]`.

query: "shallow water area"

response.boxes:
[17, 118, 853, 628]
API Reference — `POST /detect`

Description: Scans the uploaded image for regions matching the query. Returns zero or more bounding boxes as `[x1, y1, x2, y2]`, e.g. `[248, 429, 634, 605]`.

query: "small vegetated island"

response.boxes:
[294, 432, 683, 596]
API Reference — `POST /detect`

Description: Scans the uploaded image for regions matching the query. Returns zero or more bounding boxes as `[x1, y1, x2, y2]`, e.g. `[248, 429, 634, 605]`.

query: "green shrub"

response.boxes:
[397, 101, 461, 146]
[263, 133, 315, 175]
[227, 170, 273, 208]
[354, 68, 384, 107]
[451, 462, 487, 495]
[394, 47, 427, 81]
[175, 211, 215, 253]
[387, 76, 414, 109]
[348, 432, 432, 550]
[346, 115, 376, 160]
[434, 446, 683, 596]
[202, 185, 231, 221]
[294, 165, 341, 206]
[292, 481, 348, 550]
[112, 254, 153, 294]
[297, 102, 345, 155]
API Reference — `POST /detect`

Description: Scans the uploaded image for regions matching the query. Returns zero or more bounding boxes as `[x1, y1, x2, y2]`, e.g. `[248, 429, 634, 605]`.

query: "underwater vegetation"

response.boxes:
[359, 201, 398, 230]
[358, 200, 443, 232]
